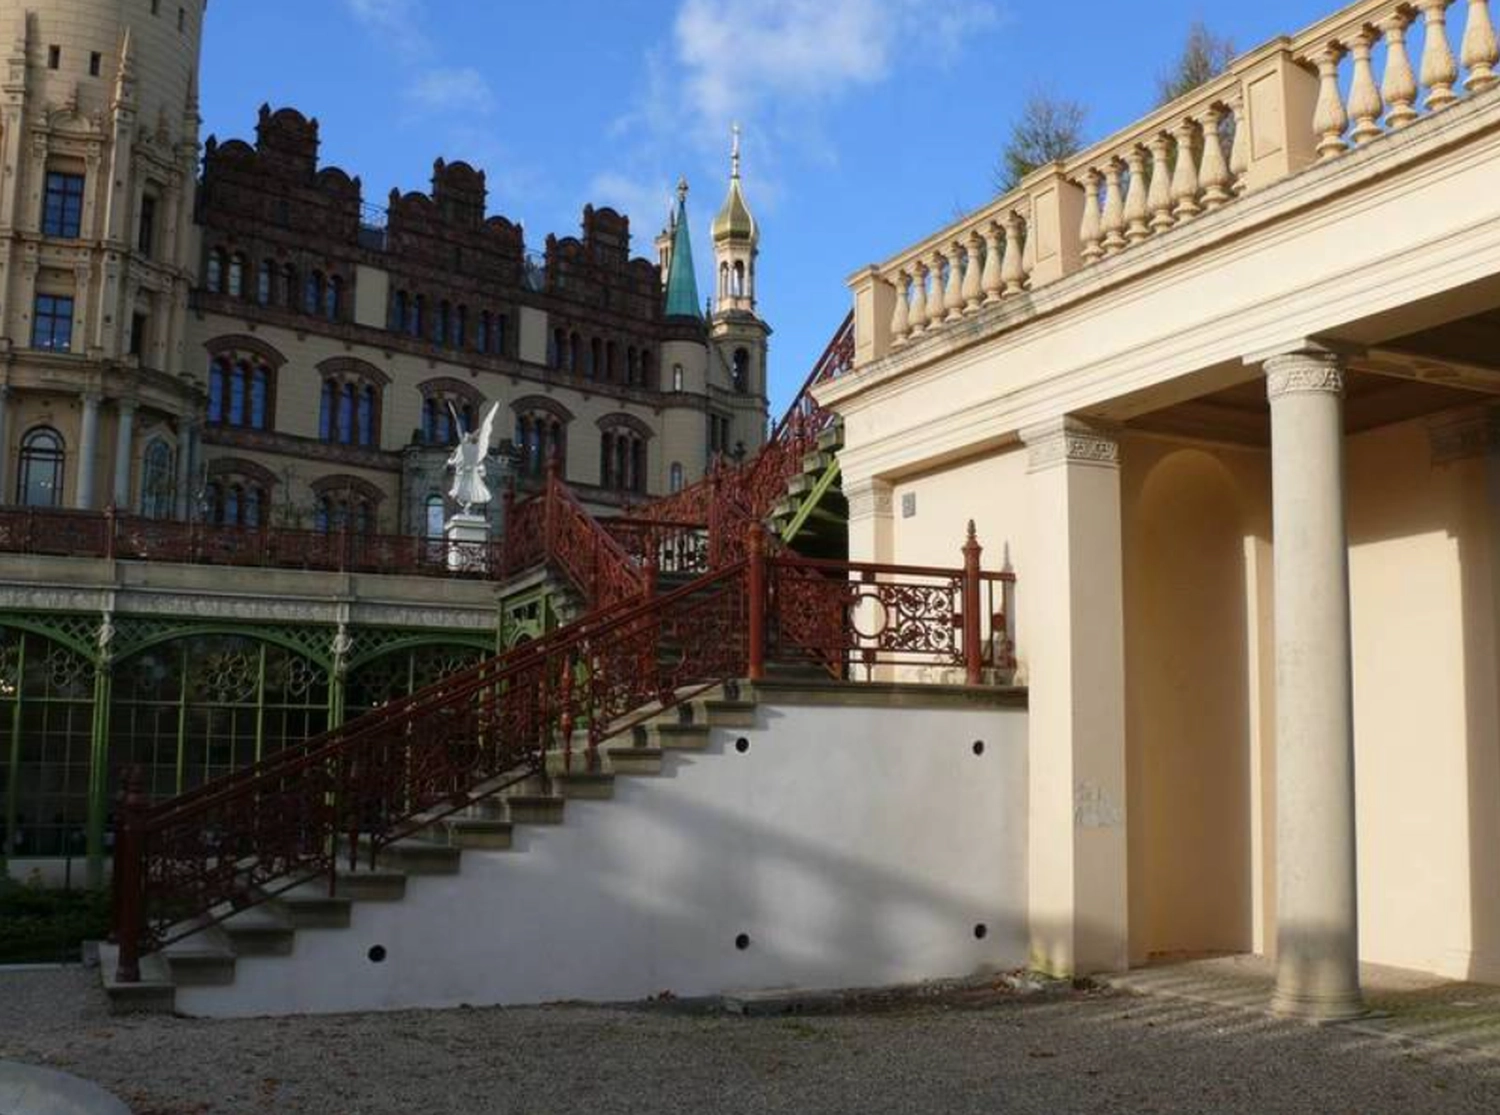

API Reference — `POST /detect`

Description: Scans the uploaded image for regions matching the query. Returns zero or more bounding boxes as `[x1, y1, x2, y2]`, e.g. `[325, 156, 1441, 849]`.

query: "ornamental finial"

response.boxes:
[731, 123, 742, 179]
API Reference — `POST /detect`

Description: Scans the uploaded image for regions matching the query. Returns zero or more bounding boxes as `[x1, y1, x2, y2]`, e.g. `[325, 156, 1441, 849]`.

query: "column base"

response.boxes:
[1270, 984, 1366, 1023]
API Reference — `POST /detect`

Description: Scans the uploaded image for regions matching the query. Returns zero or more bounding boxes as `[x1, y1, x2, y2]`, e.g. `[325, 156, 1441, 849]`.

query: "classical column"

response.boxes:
[843, 475, 894, 565]
[174, 417, 196, 520]
[76, 392, 102, 510]
[0, 384, 11, 503]
[1264, 347, 1363, 1021]
[1019, 416, 1129, 976]
[112, 399, 136, 509]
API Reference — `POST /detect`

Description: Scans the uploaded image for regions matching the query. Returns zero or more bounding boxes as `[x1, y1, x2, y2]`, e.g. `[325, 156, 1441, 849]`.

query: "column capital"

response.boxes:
[843, 476, 894, 523]
[1264, 350, 1347, 401]
[117, 397, 138, 416]
[1020, 416, 1120, 473]
[81, 390, 103, 407]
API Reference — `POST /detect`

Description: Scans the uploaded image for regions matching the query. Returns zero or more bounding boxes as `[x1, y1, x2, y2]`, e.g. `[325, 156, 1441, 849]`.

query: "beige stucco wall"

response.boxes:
[1347, 417, 1500, 983]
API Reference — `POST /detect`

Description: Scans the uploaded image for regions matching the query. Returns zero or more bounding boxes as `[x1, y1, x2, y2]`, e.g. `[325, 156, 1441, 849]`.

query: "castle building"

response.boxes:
[0, 0, 769, 874]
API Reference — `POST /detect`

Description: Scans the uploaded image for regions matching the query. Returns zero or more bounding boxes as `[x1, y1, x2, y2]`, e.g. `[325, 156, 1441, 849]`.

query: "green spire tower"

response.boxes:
[663, 177, 701, 319]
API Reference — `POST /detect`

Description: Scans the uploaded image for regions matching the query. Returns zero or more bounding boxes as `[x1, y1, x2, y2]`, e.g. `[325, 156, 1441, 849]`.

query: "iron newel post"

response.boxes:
[746, 523, 768, 682]
[113, 765, 148, 984]
[962, 520, 984, 687]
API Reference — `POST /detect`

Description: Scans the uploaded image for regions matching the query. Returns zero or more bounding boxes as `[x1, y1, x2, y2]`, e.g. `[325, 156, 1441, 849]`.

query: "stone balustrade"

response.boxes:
[848, 0, 1500, 369]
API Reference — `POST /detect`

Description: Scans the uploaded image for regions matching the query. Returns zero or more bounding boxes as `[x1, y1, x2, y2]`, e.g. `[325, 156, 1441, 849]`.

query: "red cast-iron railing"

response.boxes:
[0, 505, 507, 579]
[112, 520, 1013, 982]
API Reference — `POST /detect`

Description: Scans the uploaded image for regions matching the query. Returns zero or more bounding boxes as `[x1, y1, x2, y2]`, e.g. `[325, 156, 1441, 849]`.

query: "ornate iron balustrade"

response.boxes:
[111, 520, 1015, 983]
[0, 506, 505, 580]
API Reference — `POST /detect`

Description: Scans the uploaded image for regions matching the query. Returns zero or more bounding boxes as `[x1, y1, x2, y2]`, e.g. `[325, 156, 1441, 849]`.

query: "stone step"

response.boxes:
[785, 473, 817, 496]
[817, 425, 843, 452]
[503, 794, 566, 825]
[98, 944, 176, 1015]
[604, 746, 663, 775]
[427, 816, 515, 850]
[801, 449, 835, 473]
[370, 837, 463, 875]
[331, 870, 408, 901]
[273, 887, 354, 930]
[163, 936, 237, 987]
[643, 722, 711, 750]
[222, 907, 296, 957]
[699, 698, 757, 728]
[555, 771, 615, 800]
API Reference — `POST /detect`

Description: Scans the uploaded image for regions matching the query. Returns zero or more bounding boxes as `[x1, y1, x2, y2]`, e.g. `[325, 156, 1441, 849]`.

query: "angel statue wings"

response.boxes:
[446, 401, 501, 514]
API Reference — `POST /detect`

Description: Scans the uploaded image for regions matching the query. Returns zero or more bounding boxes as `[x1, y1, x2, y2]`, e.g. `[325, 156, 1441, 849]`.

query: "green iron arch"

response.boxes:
[111, 623, 335, 673]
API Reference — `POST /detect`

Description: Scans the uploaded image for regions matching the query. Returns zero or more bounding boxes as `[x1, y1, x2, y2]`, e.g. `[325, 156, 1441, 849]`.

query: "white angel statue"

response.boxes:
[446, 401, 501, 514]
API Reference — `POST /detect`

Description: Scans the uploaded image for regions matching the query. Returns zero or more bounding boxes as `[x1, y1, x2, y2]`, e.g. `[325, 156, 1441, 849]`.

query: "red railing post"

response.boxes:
[962, 520, 984, 686]
[747, 523, 768, 681]
[113, 765, 148, 984]
[23, 506, 36, 552]
[501, 484, 515, 576]
[543, 459, 558, 559]
[104, 502, 117, 560]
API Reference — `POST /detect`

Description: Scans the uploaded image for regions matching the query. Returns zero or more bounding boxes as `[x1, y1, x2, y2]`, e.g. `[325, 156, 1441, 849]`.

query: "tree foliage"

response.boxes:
[995, 91, 1087, 194]
[1156, 22, 1236, 106]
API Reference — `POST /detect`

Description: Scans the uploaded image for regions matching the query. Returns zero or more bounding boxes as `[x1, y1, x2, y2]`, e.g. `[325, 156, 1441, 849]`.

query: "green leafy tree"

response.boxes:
[1156, 22, 1236, 106]
[995, 91, 1088, 194]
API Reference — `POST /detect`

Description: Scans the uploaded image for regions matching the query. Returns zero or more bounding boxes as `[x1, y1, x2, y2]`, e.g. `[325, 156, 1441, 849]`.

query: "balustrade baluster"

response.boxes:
[1348, 27, 1386, 143]
[1313, 44, 1351, 159]
[1228, 94, 1250, 195]
[1079, 168, 1104, 263]
[1198, 106, 1232, 209]
[1463, 0, 1499, 91]
[1171, 119, 1202, 220]
[1123, 147, 1150, 243]
[961, 232, 983, 313]
[1002, 211, 1027, 295]
[1101, 160, 1127, 253]
[1148, 134, 1175, 232]
[943, 244, 965, 321]
[890, 270, 911, 344]
[907, 263, 928, 335]
[1382, 12, 1420, 127]
[981, 223, 1005, 303]
[1420, 0, 1460, 110]
[925, 252, 948, 330]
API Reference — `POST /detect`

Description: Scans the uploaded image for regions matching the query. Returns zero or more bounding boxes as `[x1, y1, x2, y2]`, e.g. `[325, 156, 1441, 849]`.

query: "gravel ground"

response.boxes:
[3, 968, 1500, 1114]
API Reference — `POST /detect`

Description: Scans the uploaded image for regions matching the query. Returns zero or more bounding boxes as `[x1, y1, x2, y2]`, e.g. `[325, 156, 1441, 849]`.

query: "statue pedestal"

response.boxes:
[444, 511, 490, 572]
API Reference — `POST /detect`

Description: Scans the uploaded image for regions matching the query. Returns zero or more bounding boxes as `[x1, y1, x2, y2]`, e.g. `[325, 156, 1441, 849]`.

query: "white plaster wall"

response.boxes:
[177, 700, 1028, 1017]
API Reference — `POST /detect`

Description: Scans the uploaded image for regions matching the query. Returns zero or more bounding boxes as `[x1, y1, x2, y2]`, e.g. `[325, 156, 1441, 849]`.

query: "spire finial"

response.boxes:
[731, 124, 742, 179]
[676, 176, 689, 203]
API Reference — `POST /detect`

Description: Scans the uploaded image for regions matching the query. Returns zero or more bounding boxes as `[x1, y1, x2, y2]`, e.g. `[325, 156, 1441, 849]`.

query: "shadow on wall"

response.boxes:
[1124, 445, 1257, 963]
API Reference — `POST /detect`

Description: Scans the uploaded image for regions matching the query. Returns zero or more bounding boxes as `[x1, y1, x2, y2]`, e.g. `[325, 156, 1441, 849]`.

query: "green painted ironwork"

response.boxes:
[779, 457, 842, 547]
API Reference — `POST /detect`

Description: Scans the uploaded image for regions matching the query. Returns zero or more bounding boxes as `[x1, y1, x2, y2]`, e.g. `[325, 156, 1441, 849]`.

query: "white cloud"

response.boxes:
[407, 68, 495, 115]
[673, 0, 1002, 132]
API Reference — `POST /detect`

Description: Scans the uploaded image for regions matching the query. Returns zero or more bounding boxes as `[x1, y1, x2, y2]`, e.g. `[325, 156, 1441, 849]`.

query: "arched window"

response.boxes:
[282, 265, 298, 310]
[208, 358, 226, 424]
[587, 338, 601, 380]
[304, 271, 323, 315]
[411, 295, 426, 339]
[732, 348, 750, 393]
[317, 360, 385, 448]
[250, 365, 269, 429]
[669, 462, 684, 493]
[569, 332, 581, 375]
[140, 439, 175, 519]
[672, 363, 684, 393]
[425, 494, 446, 538]
[391, 290, 408, 333]
[256, 260, 273, 305]
[205, 340, 282, 431]
[597, 418, 651, 493]
[453, 305, 467, 349]
[605, 341, 618, 382]
[312, 477, 382, 535]
[478, 311, 491, 354]
[228, 362, 246, 426]
[550, 328, 565, 369]
[732, 260, 746, 297]
[513, 402, 571, 478]
[205, 249, 225, 293]
[324, 276, 342, 321]
[419, 383, 479, 446]
[244, 486, 262, 528]
[227, 253, 246, 298]
[16, 427, 65, 507]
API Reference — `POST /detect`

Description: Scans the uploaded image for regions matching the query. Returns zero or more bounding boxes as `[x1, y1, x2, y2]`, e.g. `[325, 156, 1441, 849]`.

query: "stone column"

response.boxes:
[1019, 416, 1129, 976]
[1264, 347, 1363, 1021]
[112, 400, 136, 509]
[174, 418, 196, 520]
[0, 384, 11, 502]
[843, 475, 895, 565]
[76, 392, 102, 510]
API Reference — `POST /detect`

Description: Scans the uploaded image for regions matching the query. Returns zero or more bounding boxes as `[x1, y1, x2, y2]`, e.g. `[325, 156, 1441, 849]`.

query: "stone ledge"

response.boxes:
[748, 679, 1027, 710]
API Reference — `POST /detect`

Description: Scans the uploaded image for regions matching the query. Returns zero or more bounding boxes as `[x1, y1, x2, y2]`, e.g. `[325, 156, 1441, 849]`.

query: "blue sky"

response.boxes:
[199, 0, 1331, 414]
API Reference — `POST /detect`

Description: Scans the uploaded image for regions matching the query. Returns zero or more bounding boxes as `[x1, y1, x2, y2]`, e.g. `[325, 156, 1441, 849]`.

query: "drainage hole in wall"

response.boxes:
[368, 945, 388, 963]
[973, 923, 988, 940]
[735, 737, 751, 754]
[972, 740, 985, 756]
[735, 933, 751, 951]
